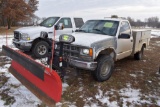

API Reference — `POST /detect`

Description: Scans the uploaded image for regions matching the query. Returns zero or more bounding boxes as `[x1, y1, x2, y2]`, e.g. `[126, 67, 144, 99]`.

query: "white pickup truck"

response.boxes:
[53, 18, 151, 82]
[12, 16, 84, 58]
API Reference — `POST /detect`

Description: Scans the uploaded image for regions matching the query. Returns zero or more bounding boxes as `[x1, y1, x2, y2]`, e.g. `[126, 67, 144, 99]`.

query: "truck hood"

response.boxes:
[58, 32, 114, 47]
[14, 26, 51, 35]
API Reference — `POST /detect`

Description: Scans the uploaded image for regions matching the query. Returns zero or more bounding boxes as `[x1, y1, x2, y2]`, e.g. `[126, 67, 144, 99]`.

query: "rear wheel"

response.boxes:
[134, 46, 144, 60]
[93, 55, 114, 82]
[32, 41, 49, 58]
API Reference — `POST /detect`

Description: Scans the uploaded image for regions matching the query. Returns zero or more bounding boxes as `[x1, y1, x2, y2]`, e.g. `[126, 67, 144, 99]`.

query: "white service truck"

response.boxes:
[12, 16, 84, 58]
[51, 18, 151, 81]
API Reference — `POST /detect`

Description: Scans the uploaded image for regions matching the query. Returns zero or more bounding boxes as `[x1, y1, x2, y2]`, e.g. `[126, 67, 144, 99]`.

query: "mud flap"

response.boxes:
[2, 45, 62, 106]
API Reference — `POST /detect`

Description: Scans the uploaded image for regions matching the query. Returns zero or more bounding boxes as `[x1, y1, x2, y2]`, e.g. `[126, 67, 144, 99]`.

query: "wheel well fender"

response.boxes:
[95, 48, 116, 61]
[31, 38, 50, 50]
[142, 43, 146, 48]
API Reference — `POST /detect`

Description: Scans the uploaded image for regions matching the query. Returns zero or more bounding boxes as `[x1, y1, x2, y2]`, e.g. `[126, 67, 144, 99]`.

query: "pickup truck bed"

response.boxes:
[132, 30, 151, 55]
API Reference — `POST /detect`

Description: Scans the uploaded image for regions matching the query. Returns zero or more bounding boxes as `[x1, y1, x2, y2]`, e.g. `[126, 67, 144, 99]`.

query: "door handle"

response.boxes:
[131, 39, 133, 42]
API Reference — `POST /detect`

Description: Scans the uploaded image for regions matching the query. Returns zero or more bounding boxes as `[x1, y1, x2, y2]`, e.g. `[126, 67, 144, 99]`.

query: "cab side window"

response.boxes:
[119, 21, 131, 35]
[57, 18, 72, 28]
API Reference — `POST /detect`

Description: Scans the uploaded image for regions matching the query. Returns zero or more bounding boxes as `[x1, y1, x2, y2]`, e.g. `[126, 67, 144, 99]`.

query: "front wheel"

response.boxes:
[93, 55, 114, 82]
[32, 41, 49, 58]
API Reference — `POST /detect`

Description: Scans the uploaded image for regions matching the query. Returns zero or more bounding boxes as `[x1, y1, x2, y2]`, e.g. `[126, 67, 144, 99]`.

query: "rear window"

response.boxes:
[74, 18, 84, 28]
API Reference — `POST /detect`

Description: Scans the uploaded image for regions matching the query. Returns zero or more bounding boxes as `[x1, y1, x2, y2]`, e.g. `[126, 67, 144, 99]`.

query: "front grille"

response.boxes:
[63, 44, 80, 57]
[14, 32, 21, 40]
[55, 43, 80, 58]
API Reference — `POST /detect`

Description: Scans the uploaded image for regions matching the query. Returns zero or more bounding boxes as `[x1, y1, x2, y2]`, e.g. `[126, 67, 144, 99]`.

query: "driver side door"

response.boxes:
[116, 21, 133, 60]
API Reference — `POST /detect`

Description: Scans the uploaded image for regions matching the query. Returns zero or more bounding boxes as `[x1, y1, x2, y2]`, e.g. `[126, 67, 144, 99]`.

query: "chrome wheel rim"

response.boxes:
[100, 61, 111, 77]
[37, 45, 47, 55]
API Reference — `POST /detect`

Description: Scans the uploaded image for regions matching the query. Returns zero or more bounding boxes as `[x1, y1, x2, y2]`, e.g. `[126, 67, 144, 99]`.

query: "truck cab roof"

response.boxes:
[90, 18, 129, 22]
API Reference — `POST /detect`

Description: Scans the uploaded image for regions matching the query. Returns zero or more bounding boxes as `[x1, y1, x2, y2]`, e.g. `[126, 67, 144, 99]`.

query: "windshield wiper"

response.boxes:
[93, 28, 101, 31]
[93, 28, 105, 35]
[76, 29, 86, 32]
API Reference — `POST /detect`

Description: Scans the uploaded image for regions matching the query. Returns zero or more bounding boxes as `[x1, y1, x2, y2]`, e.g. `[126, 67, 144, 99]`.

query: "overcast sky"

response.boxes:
[35, 0, 160, 21]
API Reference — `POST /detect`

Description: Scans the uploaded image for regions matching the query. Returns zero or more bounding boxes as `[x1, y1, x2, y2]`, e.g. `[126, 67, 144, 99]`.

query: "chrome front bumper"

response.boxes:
[13, 39, 32, 51]
[69, 59, 97, 71]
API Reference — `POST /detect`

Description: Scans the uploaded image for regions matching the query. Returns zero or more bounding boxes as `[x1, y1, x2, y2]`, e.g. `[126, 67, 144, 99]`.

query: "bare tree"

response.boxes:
[0, 0, 38, 29]
[147, 17, 159, 28]
[127, 17, 135, 26]
[0, 0, 6, 26]
[136, 19, 144, 27]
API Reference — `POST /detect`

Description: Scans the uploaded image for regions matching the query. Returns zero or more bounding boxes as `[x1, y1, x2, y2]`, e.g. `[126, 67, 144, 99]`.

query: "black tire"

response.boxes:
[32, 41, 49, 58]
[134, 46, 144, 60]
[93, 55, 114, 82]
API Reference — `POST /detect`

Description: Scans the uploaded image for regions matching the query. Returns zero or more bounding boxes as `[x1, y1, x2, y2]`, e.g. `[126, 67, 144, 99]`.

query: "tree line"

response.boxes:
[127, 16, 160, 28]
[0, 1, 160, 29]
[0, 0, 39, 29]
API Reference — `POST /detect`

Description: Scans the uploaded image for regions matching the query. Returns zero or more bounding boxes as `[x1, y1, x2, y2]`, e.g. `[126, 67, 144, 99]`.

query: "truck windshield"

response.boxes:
[78, 20, 119, 36]
[40, 17, 60, 27]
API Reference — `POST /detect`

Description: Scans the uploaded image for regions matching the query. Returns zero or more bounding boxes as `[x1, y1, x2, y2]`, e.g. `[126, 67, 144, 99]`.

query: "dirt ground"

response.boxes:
[0, 37, 160, 107]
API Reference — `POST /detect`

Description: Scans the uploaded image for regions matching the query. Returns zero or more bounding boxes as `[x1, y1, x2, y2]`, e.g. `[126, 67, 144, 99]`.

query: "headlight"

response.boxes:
[82, 49, 89, 54]
[21, 33, 30, 41]
[81, 48, 93, 56]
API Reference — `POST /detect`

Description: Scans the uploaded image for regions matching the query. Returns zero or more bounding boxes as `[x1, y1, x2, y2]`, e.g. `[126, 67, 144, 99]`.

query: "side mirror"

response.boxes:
[55, 23, 64, 30]
[118, 33, 130, 39]
[75, 29, 79, 32]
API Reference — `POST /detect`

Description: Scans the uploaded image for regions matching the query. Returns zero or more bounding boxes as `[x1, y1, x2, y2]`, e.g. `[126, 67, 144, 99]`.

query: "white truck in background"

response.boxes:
[51, 18, 151, 81]
[12, 17, 84, 58]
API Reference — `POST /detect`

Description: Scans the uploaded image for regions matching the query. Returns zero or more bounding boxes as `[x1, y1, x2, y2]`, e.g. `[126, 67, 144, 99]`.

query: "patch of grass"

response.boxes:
[0, 52, 3, 56]
[0, 52, 11, 66]
[140, 95, 149, 101]
[0, 73, 16, 105]
[10, 84, 20, 88]
[37, 103, 47, 107]
[0, 62, 7, 66]
[126, 102, 132, 107]
[61, 104, 70, 107]
[150, 97, 157, 105]
[0, 90, 16, 105]
[0, 88, 15, 105]
[75, 98, 85, 107]
[109, 96, 117, 102]
[0, 73, 9, 88]
[0, 27, 19, 35]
